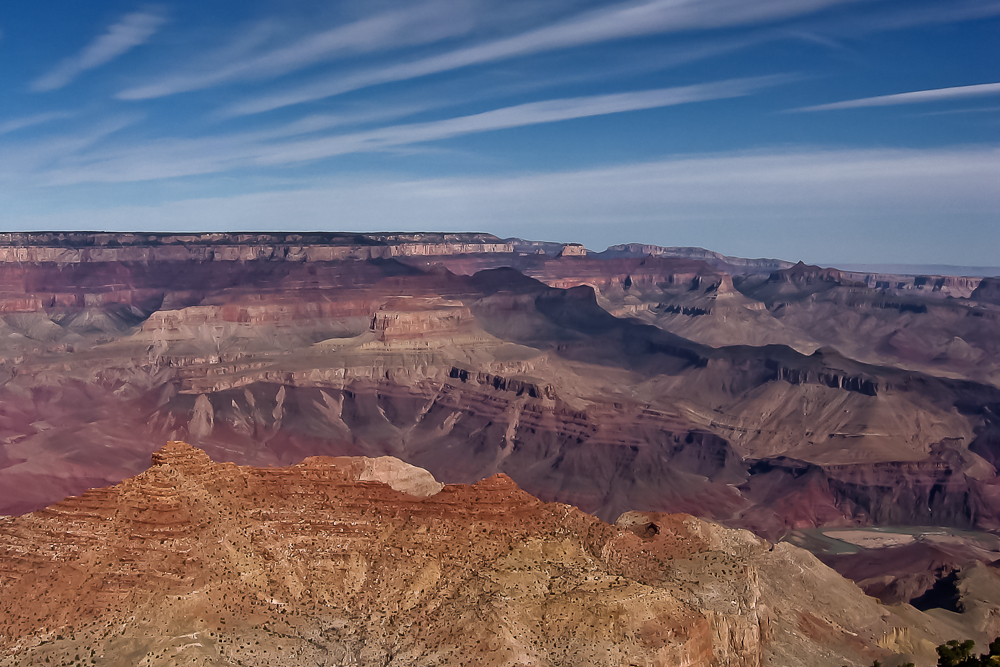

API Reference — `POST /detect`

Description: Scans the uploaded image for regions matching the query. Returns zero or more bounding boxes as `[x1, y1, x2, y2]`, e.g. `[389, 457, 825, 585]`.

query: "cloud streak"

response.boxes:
[845, 0, 1000, 31]
[253, 76, 785, 166]
[38, 77, 781, 184]
[32, 8, 166, 92]
[217, 0, 855, 115]
[0, 116, 141, 185]
[793, 81, 1000, 111]
[0, 111, 75, 136]
[117, 1, 476, 100]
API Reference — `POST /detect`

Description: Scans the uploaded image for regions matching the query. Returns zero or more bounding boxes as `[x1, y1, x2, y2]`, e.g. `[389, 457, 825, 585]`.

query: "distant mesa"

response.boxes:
[597, 243, 794, 274]
[769, 260, 852, 285]
[556, 243, 587, 257]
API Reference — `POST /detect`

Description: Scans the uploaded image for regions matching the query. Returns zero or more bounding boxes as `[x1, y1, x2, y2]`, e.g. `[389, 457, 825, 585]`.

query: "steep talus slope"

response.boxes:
[0, 442, 977, 667]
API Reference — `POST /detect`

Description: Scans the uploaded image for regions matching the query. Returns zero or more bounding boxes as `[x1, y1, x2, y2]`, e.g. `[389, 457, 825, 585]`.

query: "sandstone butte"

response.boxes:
[0, 441, 976, 667]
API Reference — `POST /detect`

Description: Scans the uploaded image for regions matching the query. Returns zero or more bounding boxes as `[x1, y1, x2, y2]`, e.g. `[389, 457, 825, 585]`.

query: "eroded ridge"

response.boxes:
[0, 442, 933, 667]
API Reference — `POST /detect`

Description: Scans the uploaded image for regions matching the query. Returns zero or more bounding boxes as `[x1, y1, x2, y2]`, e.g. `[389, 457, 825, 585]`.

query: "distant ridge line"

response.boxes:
[595, 243, 794, 274]
[0, 231, 504, 247]
[833, 263, 1000, 278]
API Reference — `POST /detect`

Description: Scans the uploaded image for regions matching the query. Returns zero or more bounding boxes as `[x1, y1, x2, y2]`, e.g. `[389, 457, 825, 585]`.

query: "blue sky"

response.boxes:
[0, 0, 998, 265]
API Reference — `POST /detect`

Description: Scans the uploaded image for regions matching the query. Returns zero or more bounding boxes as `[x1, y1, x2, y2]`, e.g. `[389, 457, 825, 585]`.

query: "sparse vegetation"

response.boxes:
[861, 637, 1000, 667]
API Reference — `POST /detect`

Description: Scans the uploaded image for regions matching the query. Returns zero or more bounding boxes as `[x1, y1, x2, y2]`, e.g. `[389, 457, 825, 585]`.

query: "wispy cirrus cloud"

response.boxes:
[192, 0, 855, 115]
[0, 111, 75, 136]
[31, 8, 167, 92]
[117, 1, 477, 101]
[792, 81, 1000, 111]
[847, 0, 1000, 31]
[253, 76, 786, 165]
[38, 76, 782, 184]
[918, 105, 1000, 117]
[0, 116, 141, 185]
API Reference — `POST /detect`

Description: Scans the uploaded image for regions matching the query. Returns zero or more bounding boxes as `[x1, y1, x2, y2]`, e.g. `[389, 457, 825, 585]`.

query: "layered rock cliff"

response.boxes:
[0, 232, 998, 664]
[0, 240, 998, 541]
[0, 232, 513, 264]
[0, 234, 997, 561]
[0, 442, 967, 667]
[595, 244, 795, 274]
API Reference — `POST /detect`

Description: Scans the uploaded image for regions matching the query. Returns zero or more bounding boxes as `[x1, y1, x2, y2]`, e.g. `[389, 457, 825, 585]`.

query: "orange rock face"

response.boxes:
[0, 442, 914, 667]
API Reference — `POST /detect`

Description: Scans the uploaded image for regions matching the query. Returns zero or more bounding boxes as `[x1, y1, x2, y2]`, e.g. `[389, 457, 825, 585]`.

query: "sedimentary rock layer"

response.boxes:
[0, 442, 969, 667]
[0, 233, 998, 543]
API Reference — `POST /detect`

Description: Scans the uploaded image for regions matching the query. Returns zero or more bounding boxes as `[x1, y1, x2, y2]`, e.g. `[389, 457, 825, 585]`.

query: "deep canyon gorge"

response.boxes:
[2, 232, 1000, 666]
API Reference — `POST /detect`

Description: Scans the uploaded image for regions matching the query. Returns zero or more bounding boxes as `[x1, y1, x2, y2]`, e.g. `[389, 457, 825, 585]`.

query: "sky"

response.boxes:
[0, 0, 998, 266]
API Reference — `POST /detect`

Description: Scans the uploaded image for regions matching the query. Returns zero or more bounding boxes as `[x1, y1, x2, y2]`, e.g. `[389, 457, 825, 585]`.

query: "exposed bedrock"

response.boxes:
[738, 448, 1000, 539]
[768, 361, 880, 396]
[972, 278, 1000, 306]
[0, 231, 514, 264]
[0, 242, 997, 552]
[595, 243, 794, 274]
[819, 540, 1000, 609]
[115, 368, 1000, 536]
[0, 351, 992, 538]
[154, 381, 748, 524]
[6, 441, 991, 667]
[471, 250, 1000, 386]
[848, 272, 983, 297]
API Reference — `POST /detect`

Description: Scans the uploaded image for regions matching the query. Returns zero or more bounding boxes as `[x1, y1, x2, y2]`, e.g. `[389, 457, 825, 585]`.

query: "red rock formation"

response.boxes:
[0, 442, 944, 666]
[0, 232, 997, 560]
